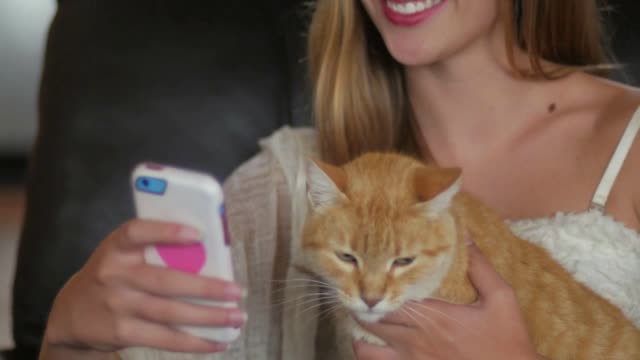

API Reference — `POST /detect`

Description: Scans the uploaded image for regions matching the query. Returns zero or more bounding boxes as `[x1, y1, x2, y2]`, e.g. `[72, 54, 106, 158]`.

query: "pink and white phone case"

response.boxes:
[131, 162, 240, 343]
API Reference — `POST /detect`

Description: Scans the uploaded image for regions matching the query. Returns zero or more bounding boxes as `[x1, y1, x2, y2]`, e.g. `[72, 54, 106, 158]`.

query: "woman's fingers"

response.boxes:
[131, 295, 247, 328]
[115, 219, 201, 249]
[113, 318, 229, 353]
[466, 242, 513, 302]
[120, 265, 245, 301]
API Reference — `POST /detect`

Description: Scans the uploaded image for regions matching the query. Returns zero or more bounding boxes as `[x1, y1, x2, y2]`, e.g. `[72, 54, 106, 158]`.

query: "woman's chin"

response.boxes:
[384, 38, 439, 67]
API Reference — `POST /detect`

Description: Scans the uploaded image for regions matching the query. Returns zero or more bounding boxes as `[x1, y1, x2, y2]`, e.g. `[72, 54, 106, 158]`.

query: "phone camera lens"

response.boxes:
[136, 176, 166, 195]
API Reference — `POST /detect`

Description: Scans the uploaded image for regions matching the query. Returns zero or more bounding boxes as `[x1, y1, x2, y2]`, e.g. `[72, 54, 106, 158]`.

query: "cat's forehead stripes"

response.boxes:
[351, 218, 401, 258]
[348, 216, 452, 261]
[343, 154, 421, 207]
[421, 245, 451, 257]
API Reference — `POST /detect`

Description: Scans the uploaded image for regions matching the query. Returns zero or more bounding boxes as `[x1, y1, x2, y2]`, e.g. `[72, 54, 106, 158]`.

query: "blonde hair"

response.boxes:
[308, 0, 612, 165]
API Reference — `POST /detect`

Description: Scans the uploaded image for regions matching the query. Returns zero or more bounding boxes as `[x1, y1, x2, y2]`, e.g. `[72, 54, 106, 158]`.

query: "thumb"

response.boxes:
[466, 239, 509, 299]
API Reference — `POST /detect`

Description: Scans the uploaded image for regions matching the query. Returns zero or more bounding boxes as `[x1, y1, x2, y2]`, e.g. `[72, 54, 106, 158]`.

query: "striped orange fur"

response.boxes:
[299, 152, 640, 360]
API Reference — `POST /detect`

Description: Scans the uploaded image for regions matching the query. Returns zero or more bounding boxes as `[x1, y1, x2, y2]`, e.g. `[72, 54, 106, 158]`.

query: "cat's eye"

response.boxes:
[393, 257, 416, 267]
[336, 252, 358, 266]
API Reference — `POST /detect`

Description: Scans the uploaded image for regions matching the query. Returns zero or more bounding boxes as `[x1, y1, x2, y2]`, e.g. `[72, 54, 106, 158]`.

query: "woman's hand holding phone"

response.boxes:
[42, 219, 246, 358]
[41, 163, 245, 359]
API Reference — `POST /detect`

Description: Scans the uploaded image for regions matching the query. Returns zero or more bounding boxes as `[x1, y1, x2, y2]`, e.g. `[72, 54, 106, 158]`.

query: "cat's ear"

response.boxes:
[306, 158, 348, 211]
[414, 167, 462, 218]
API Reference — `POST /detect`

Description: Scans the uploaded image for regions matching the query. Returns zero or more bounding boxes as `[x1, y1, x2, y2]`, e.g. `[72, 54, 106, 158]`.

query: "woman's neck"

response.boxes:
[406, 40, 560, 168]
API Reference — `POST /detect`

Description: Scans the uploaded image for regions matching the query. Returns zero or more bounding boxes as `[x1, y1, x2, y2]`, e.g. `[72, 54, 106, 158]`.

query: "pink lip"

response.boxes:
[381, 0, 447, 26]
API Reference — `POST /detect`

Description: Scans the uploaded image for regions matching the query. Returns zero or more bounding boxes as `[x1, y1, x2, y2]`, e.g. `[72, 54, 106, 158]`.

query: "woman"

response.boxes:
[40, 0, 640, 359]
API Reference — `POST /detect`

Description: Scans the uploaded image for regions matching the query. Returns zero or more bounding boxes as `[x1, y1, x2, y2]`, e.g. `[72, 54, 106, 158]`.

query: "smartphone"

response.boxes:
[131, 162, 240, 343]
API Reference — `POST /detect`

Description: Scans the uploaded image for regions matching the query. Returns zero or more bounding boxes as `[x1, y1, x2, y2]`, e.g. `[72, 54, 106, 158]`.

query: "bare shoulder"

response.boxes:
[580, 74, 640, 230]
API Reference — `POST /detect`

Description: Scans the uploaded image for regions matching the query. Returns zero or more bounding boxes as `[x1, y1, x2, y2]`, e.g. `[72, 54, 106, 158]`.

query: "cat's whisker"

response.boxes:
[272, 278, 332, 287]
[270, 282, 332, 290]
[284, 302, 343, 334]
[403, 306, 455, 343]
[270, 285, 334, 295]
[280, 290, 340, 308]
[271, 292, 339, 310]
[316, 302, 343, 321]
[271, 286, 337, 297]
[423, 295, 453, 303]
[407, 301, 478, 336]
[270, 279, 347, 297]
[293, 303, 335, 323]
[270, 284, 338, 296]
[298, 301, 342, 321]
[283, 298, 330, 313]
[270, 292, 335, 308]
[273, 278, 346, 292]
[297, 298, 343, 319]
[399, 307, 429, 334]
[270, 282, 328, 289]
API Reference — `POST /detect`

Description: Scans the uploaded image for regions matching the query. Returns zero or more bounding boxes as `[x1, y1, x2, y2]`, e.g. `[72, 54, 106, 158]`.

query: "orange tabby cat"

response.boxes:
[298, 152, 640, 360]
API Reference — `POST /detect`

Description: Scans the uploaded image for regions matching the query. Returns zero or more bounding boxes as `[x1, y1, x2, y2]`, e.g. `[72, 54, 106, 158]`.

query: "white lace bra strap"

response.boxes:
[591, 106, 640, 211]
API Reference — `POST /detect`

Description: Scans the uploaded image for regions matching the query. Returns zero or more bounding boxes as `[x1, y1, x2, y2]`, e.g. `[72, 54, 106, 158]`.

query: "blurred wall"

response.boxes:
[0, 0, 56, 154]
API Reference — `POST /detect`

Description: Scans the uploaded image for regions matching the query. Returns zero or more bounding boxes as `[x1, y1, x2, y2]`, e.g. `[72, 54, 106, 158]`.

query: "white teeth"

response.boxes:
[387, 0, 441, 15]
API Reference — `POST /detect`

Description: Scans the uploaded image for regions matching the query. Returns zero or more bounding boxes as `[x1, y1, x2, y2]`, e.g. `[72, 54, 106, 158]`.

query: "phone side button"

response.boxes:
[219, 204, 231, 246]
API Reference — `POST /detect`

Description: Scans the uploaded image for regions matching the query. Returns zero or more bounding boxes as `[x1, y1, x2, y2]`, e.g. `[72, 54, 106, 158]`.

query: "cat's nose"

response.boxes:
[361, 296, 382, 308]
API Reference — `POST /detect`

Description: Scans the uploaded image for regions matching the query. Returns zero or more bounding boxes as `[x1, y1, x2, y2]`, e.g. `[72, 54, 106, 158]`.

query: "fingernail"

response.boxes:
[224, 284, 247, 300]
[210, 342, 228, 352]
[177, 226, 201, 241]
[228, 311, 248, 328]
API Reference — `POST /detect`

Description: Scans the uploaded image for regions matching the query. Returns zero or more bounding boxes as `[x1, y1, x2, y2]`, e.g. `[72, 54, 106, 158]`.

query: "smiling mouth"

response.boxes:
[386, 0, 444, 15]
[382, 0, 447, 26]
